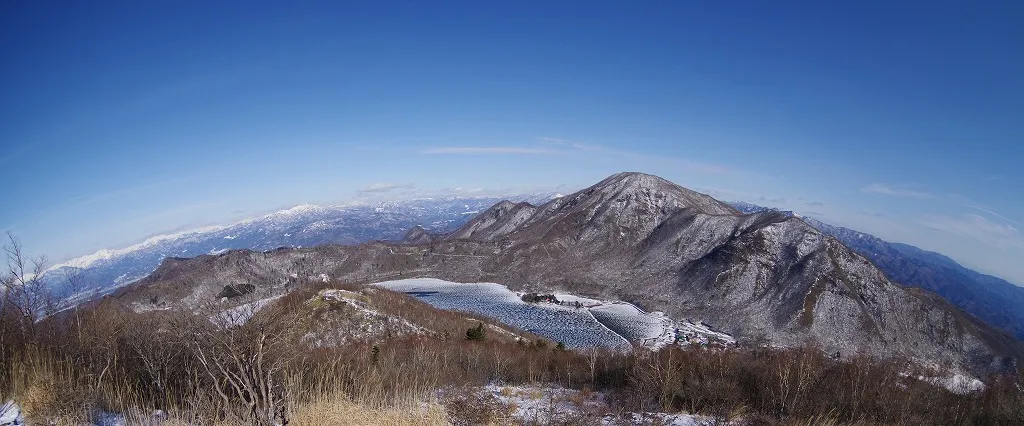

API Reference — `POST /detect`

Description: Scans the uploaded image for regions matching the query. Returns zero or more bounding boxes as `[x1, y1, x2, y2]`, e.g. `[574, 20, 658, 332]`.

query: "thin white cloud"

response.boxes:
[922, 214, 1023, 250]
[357, 183, 415, 193]
[421, 147, 554, 155]
[968, 205, 1022, 226]
[861, 183, 935, 199]
[537, 136, 602, 151]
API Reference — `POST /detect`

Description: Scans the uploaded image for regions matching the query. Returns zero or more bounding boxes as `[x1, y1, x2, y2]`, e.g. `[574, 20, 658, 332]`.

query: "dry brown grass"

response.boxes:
[290, 394, 450, 426]
[9, 350, 91, 425]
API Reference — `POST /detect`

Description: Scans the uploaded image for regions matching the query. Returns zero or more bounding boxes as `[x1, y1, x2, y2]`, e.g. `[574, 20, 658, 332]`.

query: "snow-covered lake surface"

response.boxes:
[590, 303, 672, 346]
[374, 278, 722, 351]
[376, 278, 633, 349]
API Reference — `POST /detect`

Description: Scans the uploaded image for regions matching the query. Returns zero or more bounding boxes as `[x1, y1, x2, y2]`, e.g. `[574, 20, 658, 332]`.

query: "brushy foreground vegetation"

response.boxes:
[2, 279, 1022, 426]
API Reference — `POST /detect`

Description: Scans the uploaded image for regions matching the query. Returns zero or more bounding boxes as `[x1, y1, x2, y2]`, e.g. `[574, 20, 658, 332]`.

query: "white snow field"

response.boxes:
[375, 278, 631, 350]
[209, 294, 285, 327]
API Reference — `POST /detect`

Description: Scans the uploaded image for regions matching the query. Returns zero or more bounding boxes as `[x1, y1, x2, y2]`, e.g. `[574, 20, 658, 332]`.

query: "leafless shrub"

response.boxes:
[1, 233, 53, 342]
[187, 299, 310, 425]
[443, 388, 511, 426]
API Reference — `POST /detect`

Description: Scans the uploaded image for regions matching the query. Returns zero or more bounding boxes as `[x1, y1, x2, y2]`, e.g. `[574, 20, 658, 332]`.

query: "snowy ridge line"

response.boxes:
[49, 202, 356, 271]
[47, 193, 556, 274]
[49, 225, 227, 270]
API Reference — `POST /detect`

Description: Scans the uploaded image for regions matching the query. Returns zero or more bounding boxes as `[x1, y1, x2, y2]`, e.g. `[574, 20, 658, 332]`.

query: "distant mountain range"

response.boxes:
[115, 172, 1022, 374]
[46, 195, 554, 301]
[730, 202, 1024, 340]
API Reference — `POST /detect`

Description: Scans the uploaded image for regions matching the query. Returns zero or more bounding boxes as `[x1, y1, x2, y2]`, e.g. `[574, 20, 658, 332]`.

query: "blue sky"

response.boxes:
[2, 1, 1022, 284]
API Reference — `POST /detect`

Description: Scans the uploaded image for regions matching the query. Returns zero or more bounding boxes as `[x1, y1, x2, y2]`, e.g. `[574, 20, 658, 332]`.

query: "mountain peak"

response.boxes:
[595, 172, 681, 194]
[447, 200, 538, 241]
[403, 225, 438, 244]
[446, 172, 740, 246]
[579, 172, 738, 216]
[602, 171, 670, 184]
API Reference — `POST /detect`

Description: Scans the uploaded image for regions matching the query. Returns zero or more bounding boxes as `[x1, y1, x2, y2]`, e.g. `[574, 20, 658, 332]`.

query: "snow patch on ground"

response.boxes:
[673, 320, 737, 347]
[553, 294, 604, 307]
[302, 289, 430, 347]
[130, 301, 172, 313]
[462, 385, 729, 425]
[919, 371, 986, 395]
[0, 401, 21, 425]
[210, 294, 285, 327]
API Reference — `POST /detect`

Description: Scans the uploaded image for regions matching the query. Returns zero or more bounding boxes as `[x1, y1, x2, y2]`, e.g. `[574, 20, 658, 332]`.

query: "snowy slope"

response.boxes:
[730, 201, 1024, 341]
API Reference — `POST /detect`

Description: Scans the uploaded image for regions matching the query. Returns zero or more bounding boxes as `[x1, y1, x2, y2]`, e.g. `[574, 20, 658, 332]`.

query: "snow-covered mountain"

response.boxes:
[728, 201, 1024, 341]
[46, 195, 554, 301]
[729, 201, 794, 216]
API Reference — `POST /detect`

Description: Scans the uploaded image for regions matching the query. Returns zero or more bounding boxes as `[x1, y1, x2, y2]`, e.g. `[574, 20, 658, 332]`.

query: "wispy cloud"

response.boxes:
[357, 183, 415, 193]
[922, 214, 1023, 250]
[421, 146, 555, 155]
[861, 183, 935, 199]
[968, 205, 1021, 226]
[537, 137, 602, 151]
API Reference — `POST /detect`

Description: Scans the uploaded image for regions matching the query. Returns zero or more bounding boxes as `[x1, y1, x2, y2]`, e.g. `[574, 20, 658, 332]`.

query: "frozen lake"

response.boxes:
[375, 278, 632, 350]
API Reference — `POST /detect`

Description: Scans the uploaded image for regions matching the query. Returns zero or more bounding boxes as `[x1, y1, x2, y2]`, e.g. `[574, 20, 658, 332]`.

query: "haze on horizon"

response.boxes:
[2, 2, 1022, 284]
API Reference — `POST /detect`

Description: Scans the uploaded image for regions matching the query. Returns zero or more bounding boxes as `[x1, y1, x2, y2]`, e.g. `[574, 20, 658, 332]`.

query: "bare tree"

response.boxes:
[188, 299, 307, 425]
[1, 232, 52, 341]
[123, 312, 191, 410]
